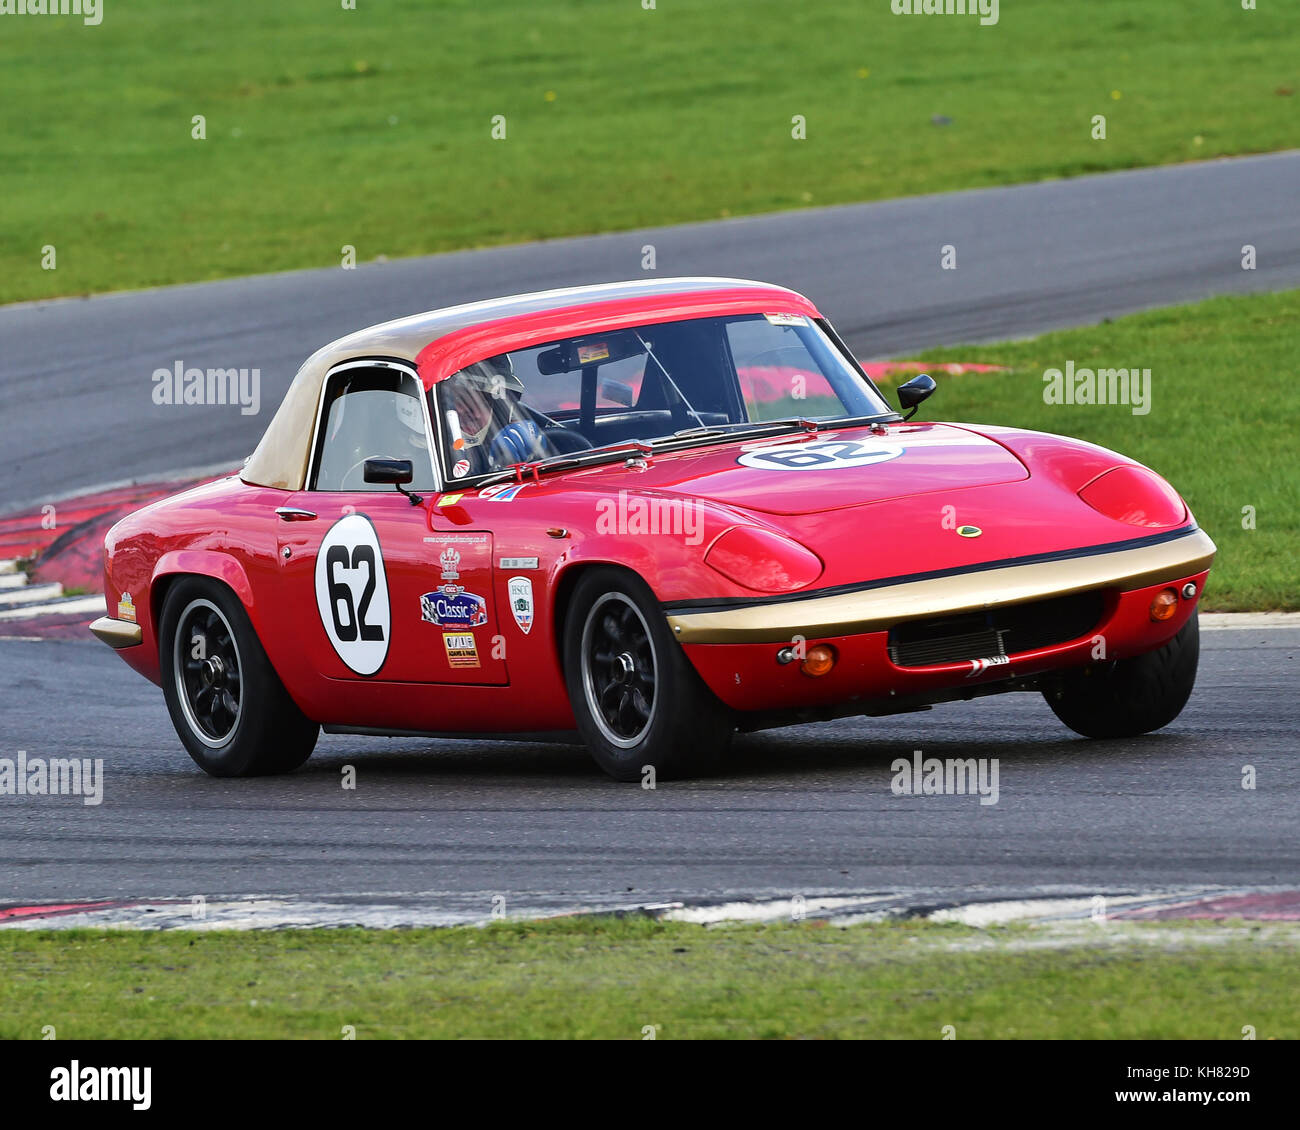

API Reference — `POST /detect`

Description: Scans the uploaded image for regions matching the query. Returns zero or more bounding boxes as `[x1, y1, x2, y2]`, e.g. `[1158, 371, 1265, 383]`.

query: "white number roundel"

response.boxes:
[737, 439, 905, 472]
[314, 514, 391, 676]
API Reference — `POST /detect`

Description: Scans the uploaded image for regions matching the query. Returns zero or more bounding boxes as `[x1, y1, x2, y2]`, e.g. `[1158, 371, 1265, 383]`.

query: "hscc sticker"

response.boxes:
[737, 439, 905, 472]
[508, 576, 534, 635]
[315, 514, 391, 676]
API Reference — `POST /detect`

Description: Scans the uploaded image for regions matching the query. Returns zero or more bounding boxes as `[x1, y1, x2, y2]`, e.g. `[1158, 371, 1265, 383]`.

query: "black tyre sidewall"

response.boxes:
[1046, 612, 1200, 739]
[563, 568, 731, 781]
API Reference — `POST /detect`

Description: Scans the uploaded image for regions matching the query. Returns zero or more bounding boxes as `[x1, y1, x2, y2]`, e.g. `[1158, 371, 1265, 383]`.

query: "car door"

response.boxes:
[275, 360, 507, 686]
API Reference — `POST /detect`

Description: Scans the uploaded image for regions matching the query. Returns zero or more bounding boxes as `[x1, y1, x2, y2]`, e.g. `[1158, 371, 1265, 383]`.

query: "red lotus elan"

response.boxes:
[91, 278, 1215, 780]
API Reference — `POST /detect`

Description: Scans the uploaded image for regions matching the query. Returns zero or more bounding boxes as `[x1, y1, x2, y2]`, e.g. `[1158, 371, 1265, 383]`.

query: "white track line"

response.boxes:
[1199, 612, 1300, 630]
[0, 595, 105, 622]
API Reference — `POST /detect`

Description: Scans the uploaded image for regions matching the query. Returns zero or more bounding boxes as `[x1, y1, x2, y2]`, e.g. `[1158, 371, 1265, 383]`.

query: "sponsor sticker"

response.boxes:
[737, 439, 905, 472]
[507, 576, 534, 635]
[443, 632, 480, 669]
[424, 533, 489, 545]
[421, 588, 488, 629]
[439, 548, 461, 581]
[117, 592, 136, 623]
[764, 312, 807, 327]
[436, 494, 464, 508]
[478, 483, 527, 502]
[967, 655, 1010, 677]
[452, 459, 470, 478]
[499, 556, 539, 570]
[577, 342, 611, 364]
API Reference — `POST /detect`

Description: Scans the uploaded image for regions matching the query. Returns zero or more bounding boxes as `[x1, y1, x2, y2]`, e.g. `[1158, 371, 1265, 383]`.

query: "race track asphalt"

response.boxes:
[1, 625, 1295, 907]
[2, 150, 1299, 512]
[2, 153, 1298, 914]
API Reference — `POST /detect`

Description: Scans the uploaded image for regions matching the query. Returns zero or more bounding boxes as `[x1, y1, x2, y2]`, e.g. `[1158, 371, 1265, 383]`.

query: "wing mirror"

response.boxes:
[896, 373, 936, 421]
[364, 457, 423, 505]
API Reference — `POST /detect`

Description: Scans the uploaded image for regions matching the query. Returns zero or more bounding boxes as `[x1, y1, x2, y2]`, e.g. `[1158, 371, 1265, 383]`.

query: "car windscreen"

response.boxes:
[431, 312, 892, 482]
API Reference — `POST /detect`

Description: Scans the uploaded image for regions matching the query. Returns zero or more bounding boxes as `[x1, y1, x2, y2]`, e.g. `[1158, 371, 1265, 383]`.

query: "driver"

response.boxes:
[443, 354, 555, 476]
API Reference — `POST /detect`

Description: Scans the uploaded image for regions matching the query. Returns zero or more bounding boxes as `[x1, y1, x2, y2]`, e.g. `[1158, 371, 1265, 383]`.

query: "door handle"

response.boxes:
[275, 506, 317, 522]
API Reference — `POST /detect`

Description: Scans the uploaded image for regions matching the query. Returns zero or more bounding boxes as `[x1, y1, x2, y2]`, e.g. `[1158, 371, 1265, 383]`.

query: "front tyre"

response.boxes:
[1045, 613, 1199, 739]
[159, 577, 319, 776]
[563, 568, 733, 781]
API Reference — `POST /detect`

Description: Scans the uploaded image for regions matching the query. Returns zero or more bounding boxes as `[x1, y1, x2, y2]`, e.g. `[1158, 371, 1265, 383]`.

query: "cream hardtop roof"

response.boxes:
[241, 276, 808, 491]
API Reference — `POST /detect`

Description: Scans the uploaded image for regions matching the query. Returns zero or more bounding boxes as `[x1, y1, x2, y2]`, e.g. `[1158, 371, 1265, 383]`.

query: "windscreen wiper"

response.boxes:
[667, 413, 896, 442]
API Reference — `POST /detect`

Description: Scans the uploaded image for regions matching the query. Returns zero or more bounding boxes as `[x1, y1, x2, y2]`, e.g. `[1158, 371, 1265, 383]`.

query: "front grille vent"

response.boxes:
[890, 628, 1006, 668]
[887, 591, 1105, 669]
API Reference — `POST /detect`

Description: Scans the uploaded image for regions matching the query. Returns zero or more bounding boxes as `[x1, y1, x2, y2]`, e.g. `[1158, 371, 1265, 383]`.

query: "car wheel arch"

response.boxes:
[551, 560, 656, 671]
[151, 551, 261, 655]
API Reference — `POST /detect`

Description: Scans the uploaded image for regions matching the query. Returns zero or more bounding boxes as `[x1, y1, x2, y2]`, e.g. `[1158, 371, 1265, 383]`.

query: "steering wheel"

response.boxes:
[340, 455, 377, 490]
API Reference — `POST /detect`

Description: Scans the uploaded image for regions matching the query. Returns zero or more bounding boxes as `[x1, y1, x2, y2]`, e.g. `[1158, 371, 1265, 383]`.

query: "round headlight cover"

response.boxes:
[705, 527, 824, 593]
[1078, 466, 1186, 528]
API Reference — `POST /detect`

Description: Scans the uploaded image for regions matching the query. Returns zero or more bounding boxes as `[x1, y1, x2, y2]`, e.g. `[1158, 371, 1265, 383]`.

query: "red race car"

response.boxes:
[91, 278, 1215, 781]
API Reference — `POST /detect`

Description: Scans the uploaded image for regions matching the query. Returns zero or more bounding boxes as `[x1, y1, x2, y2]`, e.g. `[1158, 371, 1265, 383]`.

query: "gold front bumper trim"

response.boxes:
[89, 616, 143, 649]
[666, 528, 1216, 645]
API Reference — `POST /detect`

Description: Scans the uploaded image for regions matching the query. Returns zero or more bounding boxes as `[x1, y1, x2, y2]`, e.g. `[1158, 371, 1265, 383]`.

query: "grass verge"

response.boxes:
[2, 0, 1297, 303]
[0, 917, 1295, 1039]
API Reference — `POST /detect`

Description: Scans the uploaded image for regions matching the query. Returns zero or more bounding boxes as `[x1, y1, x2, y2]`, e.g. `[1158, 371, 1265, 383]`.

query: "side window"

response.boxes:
[311, 368, 437, 492]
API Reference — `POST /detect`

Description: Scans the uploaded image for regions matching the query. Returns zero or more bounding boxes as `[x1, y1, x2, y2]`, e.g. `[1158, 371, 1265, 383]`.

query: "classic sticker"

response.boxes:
[420, 588, 488, 630]
[737, 439, 905, 472]
[507, 576, 534, 635]
[314, 513, 391, 676]
[443, 632, 480, 669]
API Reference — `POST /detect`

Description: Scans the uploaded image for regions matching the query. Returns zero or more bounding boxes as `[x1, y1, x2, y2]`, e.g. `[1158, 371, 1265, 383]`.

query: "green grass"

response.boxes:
[906, 289, 1300, 611]
[1, 917, 1294, 1039]
[2, 0, 1296, 304]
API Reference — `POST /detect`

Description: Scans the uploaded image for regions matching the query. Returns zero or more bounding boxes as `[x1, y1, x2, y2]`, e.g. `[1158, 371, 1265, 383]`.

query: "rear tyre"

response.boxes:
[159, 577, 319, 776]
[562, 568, 733, 782]
[1044, 613, 1199, 739]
